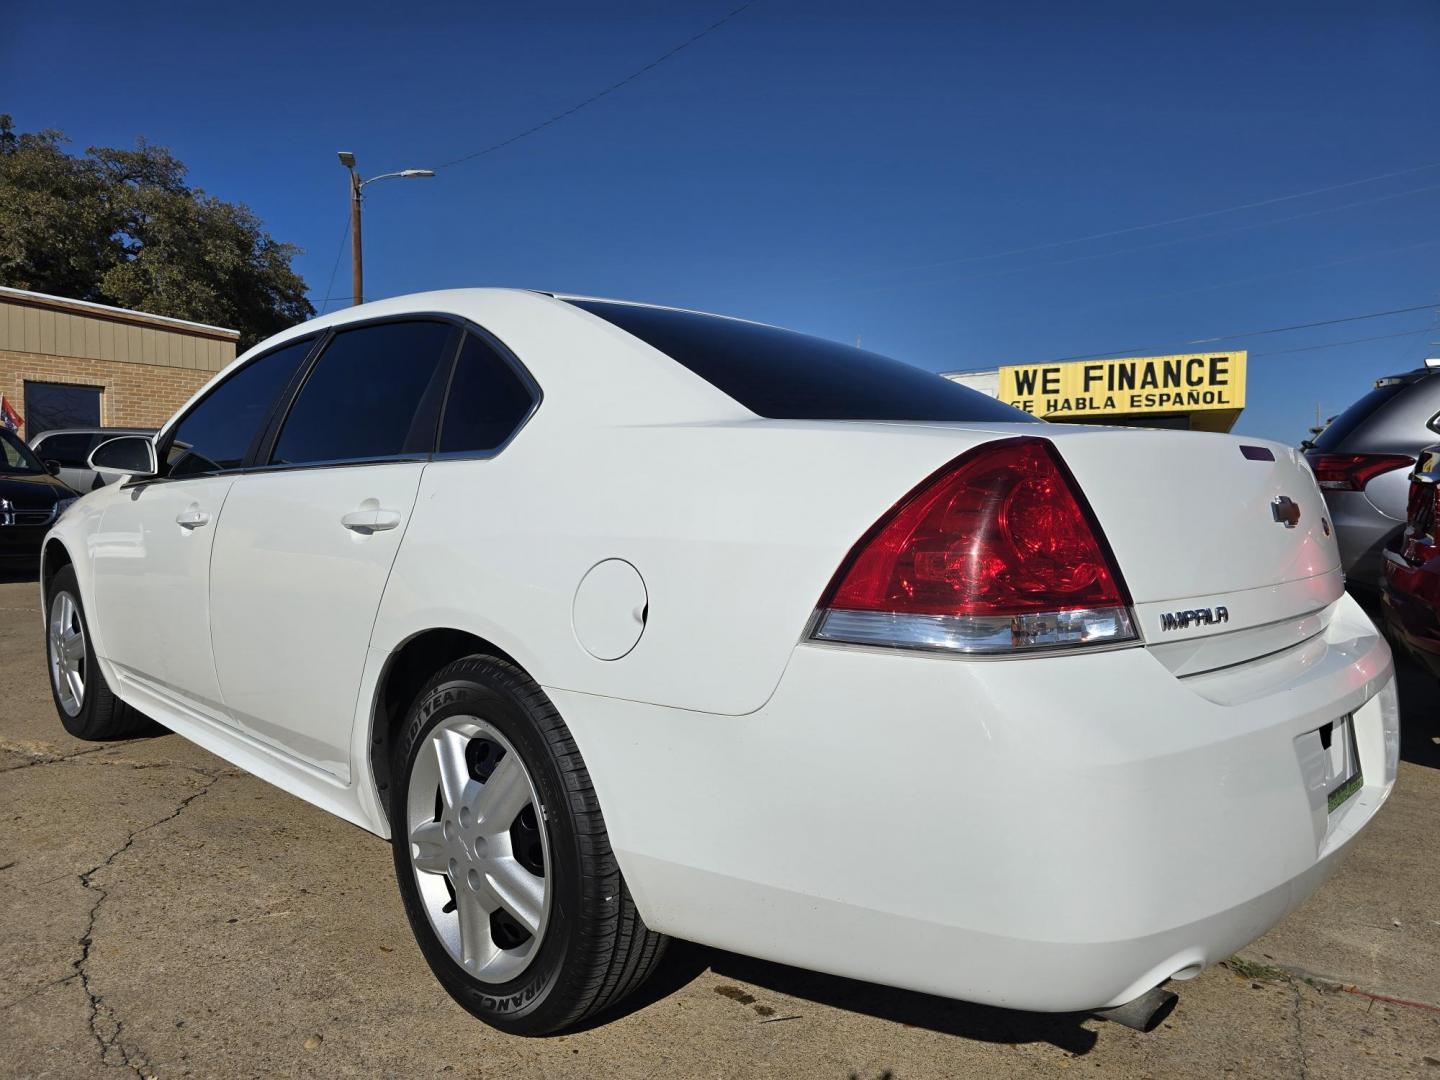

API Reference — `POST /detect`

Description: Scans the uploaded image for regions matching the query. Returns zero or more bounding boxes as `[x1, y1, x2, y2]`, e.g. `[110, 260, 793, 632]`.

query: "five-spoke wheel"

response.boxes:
[406, 717, 550, 983]
[390, 654, 667, 1034]
[48, 589, 87, 717]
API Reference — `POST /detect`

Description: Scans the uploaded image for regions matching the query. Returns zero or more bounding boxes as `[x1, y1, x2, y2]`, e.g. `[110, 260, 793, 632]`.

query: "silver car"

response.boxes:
[1306, 364, 1440, 590]
[29, 427, 156, 492]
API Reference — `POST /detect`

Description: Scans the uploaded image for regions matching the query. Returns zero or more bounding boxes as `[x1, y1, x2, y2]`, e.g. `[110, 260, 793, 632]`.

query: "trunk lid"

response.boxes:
[1042, 426, 1343, 656]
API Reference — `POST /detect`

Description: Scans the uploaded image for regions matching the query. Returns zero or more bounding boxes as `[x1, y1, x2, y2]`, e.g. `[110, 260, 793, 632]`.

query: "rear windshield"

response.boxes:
[567, 299, 1034, 423]
[1311, 382, 1411, 450]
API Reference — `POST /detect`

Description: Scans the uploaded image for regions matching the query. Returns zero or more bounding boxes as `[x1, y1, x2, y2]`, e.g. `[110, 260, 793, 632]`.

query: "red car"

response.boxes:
[1382, 444, 1440, 677]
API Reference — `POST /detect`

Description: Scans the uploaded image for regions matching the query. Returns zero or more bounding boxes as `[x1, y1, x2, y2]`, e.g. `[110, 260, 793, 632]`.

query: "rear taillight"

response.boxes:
[1408, 479, 1436, 536]
[1307, 453, 1413, 491]
[812, 437, 1135, 654]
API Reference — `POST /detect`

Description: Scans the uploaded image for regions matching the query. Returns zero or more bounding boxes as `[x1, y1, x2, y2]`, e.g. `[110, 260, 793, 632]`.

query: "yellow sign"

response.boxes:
[998, 352, 1247, 425]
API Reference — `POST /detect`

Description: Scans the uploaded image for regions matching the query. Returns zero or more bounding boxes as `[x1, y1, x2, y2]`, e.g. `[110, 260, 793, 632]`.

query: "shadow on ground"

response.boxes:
[600, 941, 1102, 1054]
[0, 562, 38, 585]
[1395, 653, 1440, 769]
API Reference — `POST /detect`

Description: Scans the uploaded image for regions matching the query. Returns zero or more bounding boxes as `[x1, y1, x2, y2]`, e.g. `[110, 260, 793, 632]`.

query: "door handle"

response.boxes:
[341, 509, 402, 534]
[176, 509, 211, 530]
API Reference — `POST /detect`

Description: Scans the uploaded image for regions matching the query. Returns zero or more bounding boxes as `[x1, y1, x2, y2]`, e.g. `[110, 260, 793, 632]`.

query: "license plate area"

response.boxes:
[1322, 714, 1362, 813]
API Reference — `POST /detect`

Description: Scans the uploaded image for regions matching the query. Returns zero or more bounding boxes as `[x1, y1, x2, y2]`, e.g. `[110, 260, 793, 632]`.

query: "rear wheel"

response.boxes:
[389, 655, 666, 1035]
[46, 566, 150, 740]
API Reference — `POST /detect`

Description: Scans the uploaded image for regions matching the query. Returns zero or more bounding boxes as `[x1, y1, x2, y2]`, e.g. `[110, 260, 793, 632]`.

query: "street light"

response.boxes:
[337, 152, 436, 306]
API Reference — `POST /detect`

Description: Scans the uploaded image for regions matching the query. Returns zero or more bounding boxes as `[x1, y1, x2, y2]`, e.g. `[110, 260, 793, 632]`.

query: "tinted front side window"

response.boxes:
[1, 428, 44, 473]
[168, 338, 316, 478]
[34, 432, 97, 467]
[438, 335, 535, 454]
[271, 321, 455, 466]
[568, 300, 1034, 423]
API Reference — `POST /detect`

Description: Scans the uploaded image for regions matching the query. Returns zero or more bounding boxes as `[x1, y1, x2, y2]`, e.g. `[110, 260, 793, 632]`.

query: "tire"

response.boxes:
[389, 655, 667, 1035]
[45, 565, 151, 740]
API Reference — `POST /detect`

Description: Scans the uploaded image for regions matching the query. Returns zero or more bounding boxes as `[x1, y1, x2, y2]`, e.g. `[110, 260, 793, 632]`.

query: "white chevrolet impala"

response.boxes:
[42, 289, 1398, 1035]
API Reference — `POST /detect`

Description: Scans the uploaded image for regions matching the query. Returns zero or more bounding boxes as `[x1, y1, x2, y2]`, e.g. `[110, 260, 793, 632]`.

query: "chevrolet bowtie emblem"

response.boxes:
[1271, 496, 1301, 529]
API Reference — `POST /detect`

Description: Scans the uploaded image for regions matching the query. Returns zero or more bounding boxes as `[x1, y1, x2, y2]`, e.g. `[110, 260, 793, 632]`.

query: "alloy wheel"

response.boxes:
[48, 590, 87, 717]
[405, 715, 551, 983]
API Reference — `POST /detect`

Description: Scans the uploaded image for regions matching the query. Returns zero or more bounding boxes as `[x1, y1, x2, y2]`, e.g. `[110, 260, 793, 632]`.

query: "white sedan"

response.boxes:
[42, 289, 1398, 1035]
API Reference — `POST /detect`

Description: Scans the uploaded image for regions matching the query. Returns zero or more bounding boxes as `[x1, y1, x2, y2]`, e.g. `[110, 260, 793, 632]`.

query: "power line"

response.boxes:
[316, 212, 351, 314]
[986, 237, 1440, 325]
[835, 159, 1440, 285]
[860, 181, 1440, 295]
[1022, 301, 1439, 364]
[1250, 324, 1438, 358]
[436, 3, 756, 170]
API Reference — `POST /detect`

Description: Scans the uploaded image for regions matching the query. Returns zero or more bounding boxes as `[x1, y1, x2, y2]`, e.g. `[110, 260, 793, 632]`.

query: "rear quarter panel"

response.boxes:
[371, 419, 1014, 716]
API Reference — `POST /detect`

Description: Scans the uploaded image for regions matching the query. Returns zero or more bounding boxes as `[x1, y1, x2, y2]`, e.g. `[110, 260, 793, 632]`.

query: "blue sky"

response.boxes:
[6, 0, 1439, 441]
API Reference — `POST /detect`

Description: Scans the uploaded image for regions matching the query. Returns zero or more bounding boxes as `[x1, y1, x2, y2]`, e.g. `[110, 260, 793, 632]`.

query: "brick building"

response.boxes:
[0, 286, 238, 438]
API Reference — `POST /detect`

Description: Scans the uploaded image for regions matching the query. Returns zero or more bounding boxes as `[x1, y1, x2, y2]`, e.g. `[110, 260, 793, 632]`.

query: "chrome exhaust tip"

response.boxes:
[1092, 986, 1179, 1032]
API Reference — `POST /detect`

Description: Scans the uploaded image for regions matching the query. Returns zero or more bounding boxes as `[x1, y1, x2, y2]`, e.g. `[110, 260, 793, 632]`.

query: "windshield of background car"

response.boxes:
[566, 299, 1037, 423]
[0, 428, 45, 474]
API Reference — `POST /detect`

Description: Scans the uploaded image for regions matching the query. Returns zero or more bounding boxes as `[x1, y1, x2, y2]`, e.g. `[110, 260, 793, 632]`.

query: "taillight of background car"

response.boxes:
[811, 436, 1135, 655]
[1307, 452, 1414, 492]
[1406, 446, 1440, 543]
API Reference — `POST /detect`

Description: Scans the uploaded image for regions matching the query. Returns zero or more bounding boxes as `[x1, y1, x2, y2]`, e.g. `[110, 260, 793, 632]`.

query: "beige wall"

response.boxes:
[0, 290, 237, 436]
[0, 295, 237, 374]
[0, 349, 217, 432]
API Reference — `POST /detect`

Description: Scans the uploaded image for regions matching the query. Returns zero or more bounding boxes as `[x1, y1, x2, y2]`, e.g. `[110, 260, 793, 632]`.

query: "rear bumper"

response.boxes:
[552, 591, 1399, 1013]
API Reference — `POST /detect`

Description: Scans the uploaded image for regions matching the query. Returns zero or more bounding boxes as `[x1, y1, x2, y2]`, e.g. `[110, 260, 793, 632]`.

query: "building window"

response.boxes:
[25, 382, 102, 437]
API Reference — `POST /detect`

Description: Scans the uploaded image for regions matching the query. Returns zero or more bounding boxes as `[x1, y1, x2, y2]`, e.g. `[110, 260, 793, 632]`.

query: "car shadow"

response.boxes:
[592, 940, 1101, 1054]
[1395, 653, 1440, 769]
[0, 562, 39, 585]
[1351, 588, 1439, 770]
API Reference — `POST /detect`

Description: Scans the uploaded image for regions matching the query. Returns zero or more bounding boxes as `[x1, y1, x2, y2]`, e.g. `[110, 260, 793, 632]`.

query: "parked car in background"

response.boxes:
[30, 427, 156, 492]
[1305, 363, 1440, 591]
[1382, 444, 1440, 678]
[0, 427, 77, 563]
[42, 289, 1398, 1036]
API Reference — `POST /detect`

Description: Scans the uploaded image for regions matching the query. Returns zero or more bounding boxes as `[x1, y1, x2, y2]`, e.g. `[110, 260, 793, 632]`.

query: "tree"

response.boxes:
[0, 115, 314, 348]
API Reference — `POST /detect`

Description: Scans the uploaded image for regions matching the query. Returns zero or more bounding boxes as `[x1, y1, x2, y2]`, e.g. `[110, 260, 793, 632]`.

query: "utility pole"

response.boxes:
[347, 158, 363, 306]
[336, 152, 435, 307]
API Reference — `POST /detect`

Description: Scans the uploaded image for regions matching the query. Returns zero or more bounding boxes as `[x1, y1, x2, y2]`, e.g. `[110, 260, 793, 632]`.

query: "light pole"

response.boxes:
[337, 152, 435, 306]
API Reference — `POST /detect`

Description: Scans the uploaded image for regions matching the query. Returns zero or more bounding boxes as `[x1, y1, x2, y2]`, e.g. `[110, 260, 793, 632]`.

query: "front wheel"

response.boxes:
[389, 655, 666, 1035]
[46, 565, 150, 740]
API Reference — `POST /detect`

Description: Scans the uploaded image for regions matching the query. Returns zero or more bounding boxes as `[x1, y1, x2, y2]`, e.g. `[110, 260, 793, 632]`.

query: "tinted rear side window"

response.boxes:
[271, 320, 456, 466]
[1311, 383, 1409, 450]
[438, 334, 536, 455]
[168, 338, 316, 477]
[567, 299, 1034, 423]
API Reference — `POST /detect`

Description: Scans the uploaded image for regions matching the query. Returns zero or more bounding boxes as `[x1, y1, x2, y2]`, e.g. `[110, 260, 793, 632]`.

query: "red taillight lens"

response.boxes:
[1307, 453, 1414, 491]
[1408, 479, 1436, 535]
[814, 437, 1135, 654]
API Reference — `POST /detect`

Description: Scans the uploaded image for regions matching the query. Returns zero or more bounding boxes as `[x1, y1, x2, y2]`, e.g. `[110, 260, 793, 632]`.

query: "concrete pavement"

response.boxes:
[2, 574, 1438, 1078]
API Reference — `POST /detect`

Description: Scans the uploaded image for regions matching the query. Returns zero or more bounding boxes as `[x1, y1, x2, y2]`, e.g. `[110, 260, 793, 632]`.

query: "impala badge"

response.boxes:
[1271, 496, 1301, 529]
[0, 499, 12, 527]
[1160, 606, 1230, 632]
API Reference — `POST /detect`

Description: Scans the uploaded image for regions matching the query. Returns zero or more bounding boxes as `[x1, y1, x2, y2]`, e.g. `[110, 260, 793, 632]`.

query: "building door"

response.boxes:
[25, 382, 101, 437]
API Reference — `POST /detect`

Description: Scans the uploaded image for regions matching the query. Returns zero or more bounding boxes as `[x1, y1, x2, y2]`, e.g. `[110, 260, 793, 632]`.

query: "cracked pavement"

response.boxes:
[1, 575, 1439, 1078]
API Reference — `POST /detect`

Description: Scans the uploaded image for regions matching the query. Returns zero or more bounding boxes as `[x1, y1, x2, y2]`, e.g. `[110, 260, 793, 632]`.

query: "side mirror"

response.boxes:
[89, 435, 158, 479]
[43, 459, 62, 476]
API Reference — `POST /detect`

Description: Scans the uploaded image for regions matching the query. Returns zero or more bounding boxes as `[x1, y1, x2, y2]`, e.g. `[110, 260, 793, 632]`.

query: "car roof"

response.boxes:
[33, 427, 155, 437]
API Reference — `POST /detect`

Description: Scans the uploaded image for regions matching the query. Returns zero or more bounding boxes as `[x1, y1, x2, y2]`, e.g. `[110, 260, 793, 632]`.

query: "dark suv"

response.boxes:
[1306, 364, 1440, 590]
